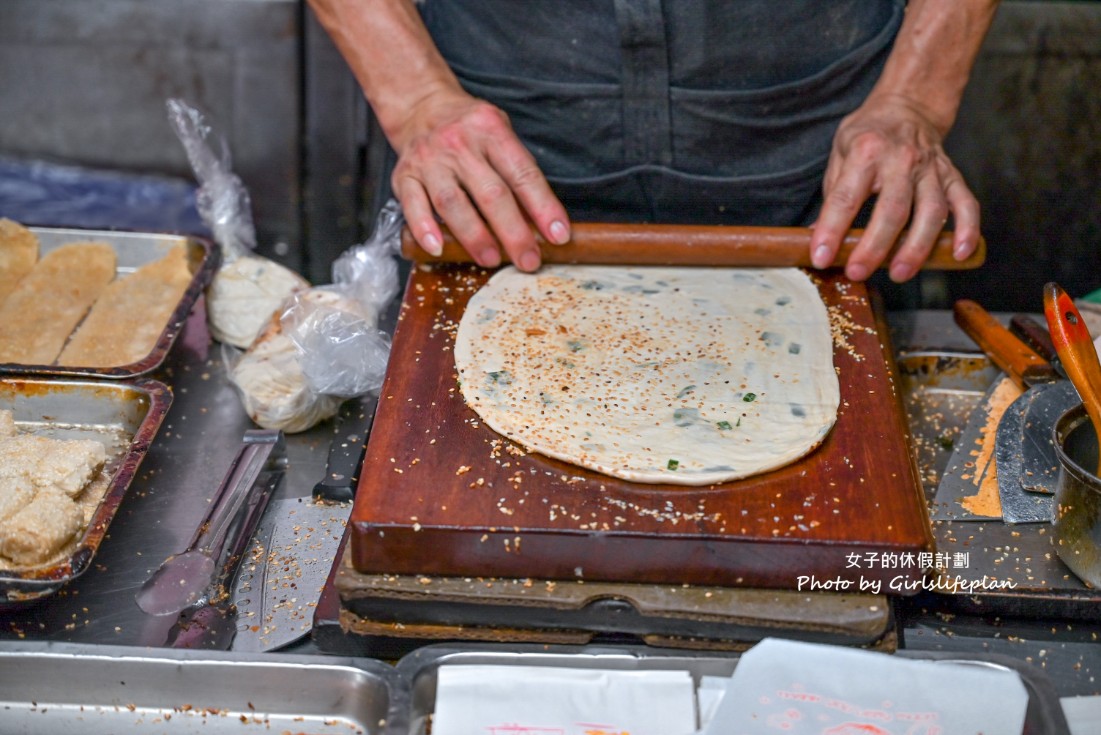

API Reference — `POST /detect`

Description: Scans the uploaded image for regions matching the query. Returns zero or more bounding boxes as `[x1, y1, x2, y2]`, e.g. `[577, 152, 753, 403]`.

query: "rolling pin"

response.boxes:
[400, 222, 986, 270]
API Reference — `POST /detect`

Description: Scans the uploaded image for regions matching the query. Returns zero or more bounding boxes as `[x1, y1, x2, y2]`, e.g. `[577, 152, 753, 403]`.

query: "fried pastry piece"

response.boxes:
[0, 218, 39, 306]
[0, 242, 116, 364]
[59, 244, 193, 367]
[0, 490, 83, 565]
[0, 434, 106, 497]
[0, 475, 35, 523]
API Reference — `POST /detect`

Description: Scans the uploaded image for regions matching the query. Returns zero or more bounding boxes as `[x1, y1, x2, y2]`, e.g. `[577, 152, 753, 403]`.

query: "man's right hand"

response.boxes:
[307, 0, 569, 272]
[392, 90, 571, 271]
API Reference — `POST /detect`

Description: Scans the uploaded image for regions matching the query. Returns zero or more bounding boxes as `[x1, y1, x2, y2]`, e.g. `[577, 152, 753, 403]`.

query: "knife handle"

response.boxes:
[402, 223, 985, 270]
[953, 299, 1058, 390]
[1010, 314, 1058, 364]
[1044, 283, 1101, 472]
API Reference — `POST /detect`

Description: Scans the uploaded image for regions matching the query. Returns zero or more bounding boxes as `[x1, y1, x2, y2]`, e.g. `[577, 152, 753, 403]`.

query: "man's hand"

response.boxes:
[809, 0, 999, 283]
[811, 94, 980, 283]
[307, 0, 569, 272]
[392, 90, 570, 271]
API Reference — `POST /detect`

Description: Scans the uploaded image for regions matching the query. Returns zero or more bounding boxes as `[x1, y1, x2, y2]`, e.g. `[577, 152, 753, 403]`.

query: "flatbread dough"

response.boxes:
[0, 241, 116, 365]
[0, 218, 39, 306]
[454, 266, 840, 485]
[58, 244, 193, 367]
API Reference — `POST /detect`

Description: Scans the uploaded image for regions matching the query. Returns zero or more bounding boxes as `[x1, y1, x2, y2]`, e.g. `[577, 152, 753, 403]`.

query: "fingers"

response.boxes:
[811, 141, 878, 271]
[393, 100, 568, 272]
[883, 169, 946, 283]
[814, 137, 979, 282]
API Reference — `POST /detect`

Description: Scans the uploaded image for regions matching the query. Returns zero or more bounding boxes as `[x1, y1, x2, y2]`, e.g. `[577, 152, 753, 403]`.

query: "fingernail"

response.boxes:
[423, 232, 442, 256]
[519, 250, 541, 272]
[890, 263, 914, 283]
[953, 240, 971, 260]
[549, 220, 569, 245]
[846, 264, 870, 282]
[812, 244, 832, 269]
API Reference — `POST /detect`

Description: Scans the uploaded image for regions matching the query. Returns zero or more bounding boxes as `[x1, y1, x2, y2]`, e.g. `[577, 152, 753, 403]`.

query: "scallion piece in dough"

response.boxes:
[743, 392, 757, 402]
[667, 459, 679, 470]
[716, 420, 733, 431]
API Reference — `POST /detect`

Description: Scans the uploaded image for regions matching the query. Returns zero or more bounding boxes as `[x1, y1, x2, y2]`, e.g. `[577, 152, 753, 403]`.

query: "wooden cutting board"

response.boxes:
[350, 263, 932, 592]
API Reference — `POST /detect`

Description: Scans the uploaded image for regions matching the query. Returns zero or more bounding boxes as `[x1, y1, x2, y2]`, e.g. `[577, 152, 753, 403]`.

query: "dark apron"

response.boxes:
[418, 0, 905, 226]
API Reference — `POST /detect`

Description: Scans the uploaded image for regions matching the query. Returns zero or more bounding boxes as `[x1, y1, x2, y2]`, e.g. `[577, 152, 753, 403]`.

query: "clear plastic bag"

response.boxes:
[166, 98, 309, 349]
[282, 200, 402, 398]
[229, 201, 402, 432]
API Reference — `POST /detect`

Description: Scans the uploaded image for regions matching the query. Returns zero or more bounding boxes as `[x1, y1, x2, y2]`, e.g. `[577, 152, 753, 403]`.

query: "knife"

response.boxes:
[231, 397, 374, 652]
[952, 300, 1078, 523]
[400, 223, 986, 270]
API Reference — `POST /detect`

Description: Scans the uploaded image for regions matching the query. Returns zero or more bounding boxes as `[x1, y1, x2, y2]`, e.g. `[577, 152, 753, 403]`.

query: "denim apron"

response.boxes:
[418, 0, 905, 226]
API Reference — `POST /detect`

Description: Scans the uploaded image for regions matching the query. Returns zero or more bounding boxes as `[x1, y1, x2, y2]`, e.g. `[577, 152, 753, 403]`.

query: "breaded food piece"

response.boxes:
[0, 218, 39, 306]
[0, 241, 117, 365]
[59, 244, 193, 367]
[0, 475, 35, 523]
[0, 490, 83, 565]
[0, 434, 106, 497]
[0, 409, 16, 438]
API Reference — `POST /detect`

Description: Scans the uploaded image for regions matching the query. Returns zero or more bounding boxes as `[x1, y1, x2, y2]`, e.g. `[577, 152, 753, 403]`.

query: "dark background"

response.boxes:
[0, 1, 1098, 312]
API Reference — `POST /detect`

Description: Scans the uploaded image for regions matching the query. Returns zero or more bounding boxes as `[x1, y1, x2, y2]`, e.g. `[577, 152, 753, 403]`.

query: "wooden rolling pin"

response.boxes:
[400, 222, 986, 270]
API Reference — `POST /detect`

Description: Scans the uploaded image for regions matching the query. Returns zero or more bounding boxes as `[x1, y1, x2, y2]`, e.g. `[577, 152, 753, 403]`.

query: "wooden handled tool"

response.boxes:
[1044, 282, 1101, 473]
[401, 222, 986, 269]
[952, 299, 1059, 391]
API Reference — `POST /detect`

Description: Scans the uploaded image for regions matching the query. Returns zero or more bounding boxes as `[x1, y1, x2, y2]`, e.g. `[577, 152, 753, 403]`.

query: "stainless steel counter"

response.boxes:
[0, 302, 346, 648]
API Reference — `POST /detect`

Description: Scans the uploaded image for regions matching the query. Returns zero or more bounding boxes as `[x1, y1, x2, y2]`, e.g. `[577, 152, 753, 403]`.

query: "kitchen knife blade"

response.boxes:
[994, 389, 1055, 523]
[231, 397, 373, 652]
[932, 374, 1018, 521]
[952, 300, 1075, 524]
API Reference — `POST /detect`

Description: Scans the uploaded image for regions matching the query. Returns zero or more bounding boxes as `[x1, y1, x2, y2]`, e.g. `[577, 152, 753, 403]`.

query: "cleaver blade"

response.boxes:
[995, 388, 1056, 523]
[231, 493, 351, 652]
[1015, 380, 1080, 496]
[931, 375, 1015, 522]
[231, 398, 373, 652]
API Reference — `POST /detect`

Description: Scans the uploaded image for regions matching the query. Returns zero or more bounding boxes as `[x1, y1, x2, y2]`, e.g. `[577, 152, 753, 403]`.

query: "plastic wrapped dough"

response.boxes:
[229, 201, 402, 432]
[166, 98, 310, 348]
[206, 255, 309, 348]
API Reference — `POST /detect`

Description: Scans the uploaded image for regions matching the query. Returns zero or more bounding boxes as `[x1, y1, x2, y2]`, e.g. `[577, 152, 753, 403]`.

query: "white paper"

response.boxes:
[702, 638, 1029, 735]
[1062, 695, 1101, 735]
[697, 675, 733, 731]
[432, 664, 697, 735]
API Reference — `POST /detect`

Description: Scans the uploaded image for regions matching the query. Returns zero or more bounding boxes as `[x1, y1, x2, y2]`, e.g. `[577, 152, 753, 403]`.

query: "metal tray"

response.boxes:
[0, 641, 409, 734]
[0, 377, 171, 606]
[0, 226, 218, 378]
[897, 350, 1101, 618]
[396, 642, 1069, 735]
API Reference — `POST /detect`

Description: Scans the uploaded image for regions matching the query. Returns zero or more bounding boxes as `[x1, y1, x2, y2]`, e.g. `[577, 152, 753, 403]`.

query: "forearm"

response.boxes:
[869, 0, 1000, 135]
[307, 0, 463, 150]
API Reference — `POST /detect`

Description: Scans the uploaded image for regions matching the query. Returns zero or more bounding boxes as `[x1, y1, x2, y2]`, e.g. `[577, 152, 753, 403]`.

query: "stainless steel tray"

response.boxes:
[895, 350, 1002, 500]
[0, 641, 409, 734]
[396, 643, 1069, 735]
[0, 226, 218, 378]
[0, 377, 171, 606]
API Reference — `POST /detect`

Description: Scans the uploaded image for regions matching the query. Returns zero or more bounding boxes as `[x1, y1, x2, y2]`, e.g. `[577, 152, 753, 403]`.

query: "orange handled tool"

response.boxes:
[1044, 282, 1101, 474]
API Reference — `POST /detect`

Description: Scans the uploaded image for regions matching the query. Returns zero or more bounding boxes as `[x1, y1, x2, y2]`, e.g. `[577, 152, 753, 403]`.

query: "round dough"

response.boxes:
[207, 254, 310, 348]
[454, 265, 840, 486]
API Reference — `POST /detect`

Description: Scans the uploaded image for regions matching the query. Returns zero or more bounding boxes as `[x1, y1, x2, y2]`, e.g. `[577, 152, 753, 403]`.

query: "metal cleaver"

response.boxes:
[230, 398, 373, 652]
[953, 301, 1081, 524]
